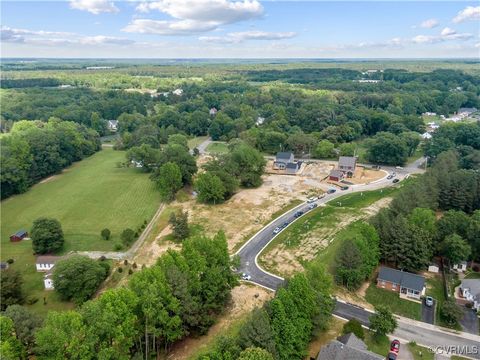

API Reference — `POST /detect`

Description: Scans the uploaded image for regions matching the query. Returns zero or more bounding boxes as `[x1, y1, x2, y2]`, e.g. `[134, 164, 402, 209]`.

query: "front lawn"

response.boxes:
[364, 332, 391, 357]
[365, 283, 422, 320]
[425, 275, 446, 325]
[408, 342, 434, 360]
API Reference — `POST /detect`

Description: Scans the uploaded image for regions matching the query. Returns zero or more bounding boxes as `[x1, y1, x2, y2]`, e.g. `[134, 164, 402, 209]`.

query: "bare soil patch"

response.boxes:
[167, 284, 273, 360]
[262, 197, 393, 278]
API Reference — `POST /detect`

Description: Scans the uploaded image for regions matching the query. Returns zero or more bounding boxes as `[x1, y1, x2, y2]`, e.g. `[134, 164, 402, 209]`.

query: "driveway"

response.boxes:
[460, 306, 479, 335]
[421, 298, 435, 324]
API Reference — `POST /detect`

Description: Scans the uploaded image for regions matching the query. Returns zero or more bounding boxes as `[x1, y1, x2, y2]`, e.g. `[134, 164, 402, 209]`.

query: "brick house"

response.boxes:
[377, 266, 425, 301]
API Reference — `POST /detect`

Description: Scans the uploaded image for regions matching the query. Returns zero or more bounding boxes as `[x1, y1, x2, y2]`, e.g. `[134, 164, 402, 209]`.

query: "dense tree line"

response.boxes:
[0, 119, 100, 199]
[372, 149, 480, 269]
[28, 232, 236, 359]
[197, 263, 334, 360]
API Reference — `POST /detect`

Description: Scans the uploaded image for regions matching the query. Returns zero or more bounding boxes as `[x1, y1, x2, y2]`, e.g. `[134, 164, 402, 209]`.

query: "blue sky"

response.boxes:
[1, 1, 479, 58]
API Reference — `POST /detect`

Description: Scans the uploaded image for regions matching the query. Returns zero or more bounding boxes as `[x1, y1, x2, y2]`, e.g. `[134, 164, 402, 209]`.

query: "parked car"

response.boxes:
[282, 222, 289, 228]
[390, 340, 400, 354]
[387, 175, 394, 180]
[307, 196, 318, 203]
[241, 273, 251, 281]
[392, 179, 400, 183]
[395, 166, 404, 169]
[308, 203, 318, 210]
[425, 296, 434, 307]
[294, 211, 304, 218]
[340, 185, 349, 190]
[273, 227, 281, 234]
[387, 352, 397, 360]
[327, 189, 336, 194]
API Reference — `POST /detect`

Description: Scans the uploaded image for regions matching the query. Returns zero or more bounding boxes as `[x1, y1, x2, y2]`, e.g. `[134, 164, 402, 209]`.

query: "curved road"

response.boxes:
[235, 157, 480, 358]
[236, 163, 416, 290]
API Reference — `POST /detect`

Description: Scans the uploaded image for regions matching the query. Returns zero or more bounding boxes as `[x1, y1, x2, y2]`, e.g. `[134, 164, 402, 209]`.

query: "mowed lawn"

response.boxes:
[1, 148, 161, 314]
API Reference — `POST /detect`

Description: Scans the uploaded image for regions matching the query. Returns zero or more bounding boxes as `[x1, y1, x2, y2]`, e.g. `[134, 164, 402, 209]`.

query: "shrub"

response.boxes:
[128, 269, 133, 275]
[117, 267, 123, 273]
[440, 300, 462, 326]
[98, 261, 111, 276]
[100, 228, 111, 240]
[342, 319, 364, 340]
[121, 228, 135, 246]
[132, 262, 137, 269]
[114, 243, 123, 251]
[123, 260, 128, 266]
[6, 259, 14, 264]
[99, 255, 106, 261]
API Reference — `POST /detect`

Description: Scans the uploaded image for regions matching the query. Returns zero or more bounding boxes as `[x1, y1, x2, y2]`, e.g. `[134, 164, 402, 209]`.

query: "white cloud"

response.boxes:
[125, 0, 263, 35]
[70, 0, 119, 15]
[419, 18, 439, 29]
[453, 6, 480, 23]
[199, 30, 296, 43]
[0, 26, 132, 46]
[412, 27, 473, 44]
[440, 27, 456, 36]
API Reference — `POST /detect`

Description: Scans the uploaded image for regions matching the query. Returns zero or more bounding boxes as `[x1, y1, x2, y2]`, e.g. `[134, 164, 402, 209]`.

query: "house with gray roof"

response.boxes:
[338, 156, 357, 176]
[107, 120, 118, 132]
[273, 152, 300, 174]
[377, 266, 425, 301]
[317, 333, 383, 360]
[460, 279, 480, 311]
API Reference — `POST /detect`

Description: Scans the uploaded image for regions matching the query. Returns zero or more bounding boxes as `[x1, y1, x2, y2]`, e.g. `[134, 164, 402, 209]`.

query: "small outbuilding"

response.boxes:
[329, 169, 344, 182]
[10, 230, 28, 242]
[44, 272, 54, 290]
[453, 261, 468, 272]
[428, 264, 439, 273]
[209, 107, 218, 116]
[107, 120, 118, 132]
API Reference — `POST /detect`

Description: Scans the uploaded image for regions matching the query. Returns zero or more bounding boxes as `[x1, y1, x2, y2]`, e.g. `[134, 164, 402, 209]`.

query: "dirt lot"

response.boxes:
[261, 197, 393, 277]
[167, 284, 273, 360]
[171, 157, 385, 252]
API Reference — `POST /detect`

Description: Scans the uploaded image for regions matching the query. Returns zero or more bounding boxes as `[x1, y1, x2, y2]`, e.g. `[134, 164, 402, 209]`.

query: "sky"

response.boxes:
[1, 0, 479, 58]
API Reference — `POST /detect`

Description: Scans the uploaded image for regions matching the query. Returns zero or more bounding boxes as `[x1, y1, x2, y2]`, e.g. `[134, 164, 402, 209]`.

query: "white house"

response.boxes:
[36, 256, 62, 272]
[107, 120, 118, 132]
[209, 107, 218, 116]
[172, 88, 183, 96]
[44, 273, 54, 290]
[453, 261, 468, 272]
[256, 116, 265, 126]
[421, 132, 432, 140]
[460, 279, 480, 311]
[423, 112, 437, 116]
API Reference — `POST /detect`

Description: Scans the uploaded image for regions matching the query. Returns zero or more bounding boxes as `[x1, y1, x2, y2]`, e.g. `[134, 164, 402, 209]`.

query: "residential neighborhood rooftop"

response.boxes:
[35, 255, 63, 265]
[13, 229, 28, 237]
[317, 333, 383, 360]
[461, 279, 480, 298]
[338, 156, 357, 168]
[378, 266, 425, 292]
[276, 151, 293, 160]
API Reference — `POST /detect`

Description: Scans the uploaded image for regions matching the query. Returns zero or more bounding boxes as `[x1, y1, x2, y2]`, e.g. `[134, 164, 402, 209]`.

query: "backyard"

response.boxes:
[1, 148, 161, 314]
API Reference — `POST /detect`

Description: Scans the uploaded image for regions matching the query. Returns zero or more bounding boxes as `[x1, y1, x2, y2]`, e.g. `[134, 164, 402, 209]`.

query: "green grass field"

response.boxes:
[206, 142, 229, 154]
[1, 148, 161, 314]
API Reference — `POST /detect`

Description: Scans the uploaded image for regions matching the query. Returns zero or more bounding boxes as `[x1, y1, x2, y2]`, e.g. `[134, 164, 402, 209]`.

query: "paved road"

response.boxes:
[236, 165, 413, 290]
[334, 301, 480, 359]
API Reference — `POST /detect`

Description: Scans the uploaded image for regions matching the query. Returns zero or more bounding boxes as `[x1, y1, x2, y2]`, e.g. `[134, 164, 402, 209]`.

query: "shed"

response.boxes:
[107, 120, 118, 131]
[428, 264, 439, 273]
[329, 169, 344, 182]
[10, 230, 28, 242]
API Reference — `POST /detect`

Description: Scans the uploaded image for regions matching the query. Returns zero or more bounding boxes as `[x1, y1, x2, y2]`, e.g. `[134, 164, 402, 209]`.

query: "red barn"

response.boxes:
[329, 170, 344, 182]
[10, 230, 28, 242]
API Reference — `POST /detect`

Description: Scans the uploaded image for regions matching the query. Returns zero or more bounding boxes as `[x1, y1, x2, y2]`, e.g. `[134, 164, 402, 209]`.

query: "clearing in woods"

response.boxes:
[1, 147, 161, 314]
